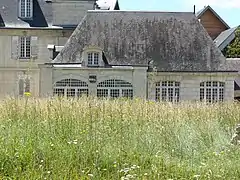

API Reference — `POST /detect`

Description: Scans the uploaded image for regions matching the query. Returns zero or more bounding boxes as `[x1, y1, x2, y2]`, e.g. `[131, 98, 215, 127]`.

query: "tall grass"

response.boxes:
[0, 97, 239, 179]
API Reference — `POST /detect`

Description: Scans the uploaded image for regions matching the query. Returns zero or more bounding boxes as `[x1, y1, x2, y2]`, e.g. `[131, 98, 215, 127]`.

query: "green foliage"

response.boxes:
[0, 97, 240, 179]
[225, 27, 240, 58]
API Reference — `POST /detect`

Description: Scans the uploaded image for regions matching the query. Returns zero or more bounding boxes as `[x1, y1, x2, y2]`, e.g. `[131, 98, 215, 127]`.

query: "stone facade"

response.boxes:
[0, 28, 72, 98]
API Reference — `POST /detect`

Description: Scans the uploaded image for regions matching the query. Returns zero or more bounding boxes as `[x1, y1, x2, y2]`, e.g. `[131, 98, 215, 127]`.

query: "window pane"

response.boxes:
[206, 82, 211, 87]
[122, 89, 133, 99]
[20, 37, 25, 58]
[162, 81, 167, 87]
[77, 89, 88, 97]
[88, 53, 93, 65]
[212, 88, 218, 102]
[168, 88, 174, 102]
[219, 82, 224, 87]
[20, 0, 26, 17]
[110, 89, 119, 98]
[97, 89, 108, 98]
[26, 0, 31, 17]
[219, 88, 224, 101]
[53, 88, 64, 97]
[175, 82, 180, 87]
[93, 53, 99, 65]
[161, 88, 167, 101]
[66, 89, 75, 97]
[200, 82, 204, 87]
[175, 88, 180, 102]
[200, 88, 204, 101]
[168, 81, 173, 87]
[155, 87, 161, 101]
[25, 37, 31, 58]
[206, 88, 212, 102]
[213, 81, 218, 87]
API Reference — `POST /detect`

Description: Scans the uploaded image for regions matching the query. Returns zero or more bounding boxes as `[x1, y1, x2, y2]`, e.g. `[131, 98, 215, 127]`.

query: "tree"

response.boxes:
[224, 27, 240, 58]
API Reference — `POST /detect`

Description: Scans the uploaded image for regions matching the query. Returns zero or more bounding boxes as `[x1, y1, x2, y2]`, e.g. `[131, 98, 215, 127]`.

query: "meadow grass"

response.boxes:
[0, 97, 239, 179]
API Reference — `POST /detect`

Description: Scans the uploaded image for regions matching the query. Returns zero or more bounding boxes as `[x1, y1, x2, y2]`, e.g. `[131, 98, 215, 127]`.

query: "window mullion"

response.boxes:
[24, 37, 26, 58]
[25, 0, 27, 17]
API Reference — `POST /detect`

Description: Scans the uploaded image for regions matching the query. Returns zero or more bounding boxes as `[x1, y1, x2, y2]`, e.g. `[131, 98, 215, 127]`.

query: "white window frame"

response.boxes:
[156, 81, 180, 102]
[19, 0, 33, 19]
[53, 79, 88, 98]
[97, 79, 133, 99]
[200, 81, 224, 103]
[20, 36, 31, 59]
[87, 52, 99, 66]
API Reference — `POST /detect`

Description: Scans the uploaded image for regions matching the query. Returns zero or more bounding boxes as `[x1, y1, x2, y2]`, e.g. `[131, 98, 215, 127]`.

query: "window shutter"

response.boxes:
[31, 36, 38, 59]
[30, 0, 33, 18]
[11, 36, 19, 60]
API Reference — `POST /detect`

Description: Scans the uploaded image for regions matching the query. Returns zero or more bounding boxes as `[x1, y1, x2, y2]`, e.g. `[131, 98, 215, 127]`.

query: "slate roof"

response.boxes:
[53, 10, 232, 72]
[0, 0, 95, 28]
[214, 26, 239, 51]
[222, 58, 240, 71]
[0, 0, 52, 28]
[96, 0, 120, 10]
[196, 5, 230, 29]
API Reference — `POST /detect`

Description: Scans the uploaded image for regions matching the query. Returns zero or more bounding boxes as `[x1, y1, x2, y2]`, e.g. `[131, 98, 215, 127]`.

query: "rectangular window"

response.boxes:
[19, 0, 33, 18]
[87, 52, 99, 66]
[20, 36, 31, 59]
[97, 89, 108, 98]
[200, 82, 225, 103]
[156, 81, 180, 102]
[110, 89, 120, 98]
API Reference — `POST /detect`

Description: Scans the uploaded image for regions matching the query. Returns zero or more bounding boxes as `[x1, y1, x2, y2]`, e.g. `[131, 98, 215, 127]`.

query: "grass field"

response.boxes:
[0, 97, 240, 179]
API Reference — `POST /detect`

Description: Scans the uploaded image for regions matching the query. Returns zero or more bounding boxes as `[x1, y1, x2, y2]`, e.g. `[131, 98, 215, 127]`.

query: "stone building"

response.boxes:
[0, 0, 118, 98]
[42, 10, 238, 102]
[0, 1, 239, 102]
[195, 5, 240, 100]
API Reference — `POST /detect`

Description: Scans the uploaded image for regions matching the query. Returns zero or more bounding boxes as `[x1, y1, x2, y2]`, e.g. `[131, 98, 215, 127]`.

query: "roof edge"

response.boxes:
[88, 10, 193, 13]
[196, 5, 230, 29]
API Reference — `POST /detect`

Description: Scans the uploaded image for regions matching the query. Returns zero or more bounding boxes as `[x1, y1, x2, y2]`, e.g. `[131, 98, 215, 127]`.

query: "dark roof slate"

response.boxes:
[0, 0, 95, 28]
[221, 58, 240, 71]
[53, 10, 228, 72]
[0, 0, 52, 28]
[214, 26, 239, 51]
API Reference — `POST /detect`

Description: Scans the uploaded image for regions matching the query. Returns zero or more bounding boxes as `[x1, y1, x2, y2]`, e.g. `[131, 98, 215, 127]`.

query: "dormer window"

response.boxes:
[19, 0, 33, 19]
[87, 52, 99, 66]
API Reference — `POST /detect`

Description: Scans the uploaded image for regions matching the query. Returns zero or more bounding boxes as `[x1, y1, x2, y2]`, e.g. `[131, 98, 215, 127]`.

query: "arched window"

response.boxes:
[156, 81, 180, 102]
[97, 79, 133, 99]
[19, 77, 30, 96]
[53, 79, 88, 98]
[200, 81, 224, 102]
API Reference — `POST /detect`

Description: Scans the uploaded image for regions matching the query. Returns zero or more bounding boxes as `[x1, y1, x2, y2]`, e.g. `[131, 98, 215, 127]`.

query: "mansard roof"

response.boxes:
[0, 0, 95, 29]
[53, 10, 231, 72]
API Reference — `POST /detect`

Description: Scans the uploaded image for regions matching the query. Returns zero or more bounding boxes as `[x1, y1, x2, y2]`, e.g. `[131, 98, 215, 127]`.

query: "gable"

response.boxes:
[199, 9, 229, 39]
[196, 6, 230, 29]
[53, 11, 228, 72]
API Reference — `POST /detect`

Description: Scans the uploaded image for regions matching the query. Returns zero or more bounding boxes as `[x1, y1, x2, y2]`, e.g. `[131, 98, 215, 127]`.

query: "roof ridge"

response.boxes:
[88, 10, 193, 13]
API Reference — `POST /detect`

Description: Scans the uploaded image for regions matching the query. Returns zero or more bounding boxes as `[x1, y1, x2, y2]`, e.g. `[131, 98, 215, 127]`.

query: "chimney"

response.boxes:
[193, 5, 196, 14]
